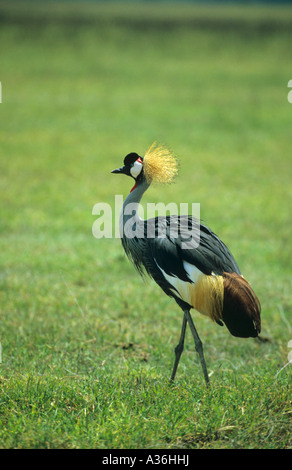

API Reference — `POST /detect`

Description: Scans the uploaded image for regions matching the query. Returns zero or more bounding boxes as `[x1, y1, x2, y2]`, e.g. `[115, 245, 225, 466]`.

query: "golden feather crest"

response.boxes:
[143, 142, 178, 184]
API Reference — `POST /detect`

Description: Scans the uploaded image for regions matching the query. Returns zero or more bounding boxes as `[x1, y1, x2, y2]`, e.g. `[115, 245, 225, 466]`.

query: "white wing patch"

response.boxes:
[154, 258, 202, 307]
[182, 261, 201, 284]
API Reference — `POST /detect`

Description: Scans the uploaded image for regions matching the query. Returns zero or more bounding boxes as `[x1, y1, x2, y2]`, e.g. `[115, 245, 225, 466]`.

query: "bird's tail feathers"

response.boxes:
[222, 272, 261, 338]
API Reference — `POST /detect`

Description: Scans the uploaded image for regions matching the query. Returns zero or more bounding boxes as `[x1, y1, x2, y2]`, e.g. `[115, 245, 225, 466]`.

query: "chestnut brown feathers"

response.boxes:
[222, 272, 261, 338]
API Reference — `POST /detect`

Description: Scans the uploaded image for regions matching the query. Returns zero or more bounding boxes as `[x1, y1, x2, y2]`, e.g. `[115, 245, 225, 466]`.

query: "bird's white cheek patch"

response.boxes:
[130, 160, 143, 178]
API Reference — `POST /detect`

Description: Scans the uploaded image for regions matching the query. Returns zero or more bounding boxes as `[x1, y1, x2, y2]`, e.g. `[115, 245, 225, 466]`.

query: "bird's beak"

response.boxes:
[111, 166, 126, 174]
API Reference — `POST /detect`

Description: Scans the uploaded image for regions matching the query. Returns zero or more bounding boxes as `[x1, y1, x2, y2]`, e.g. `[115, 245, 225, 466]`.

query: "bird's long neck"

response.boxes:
[120, 178, 150, 239]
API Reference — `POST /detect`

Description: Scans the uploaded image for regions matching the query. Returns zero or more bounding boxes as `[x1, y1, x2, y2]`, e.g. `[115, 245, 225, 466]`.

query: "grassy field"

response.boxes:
[0, 1, 292, 449]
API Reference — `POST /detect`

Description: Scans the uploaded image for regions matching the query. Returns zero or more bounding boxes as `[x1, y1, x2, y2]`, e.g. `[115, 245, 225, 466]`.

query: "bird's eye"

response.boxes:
[130, 160, 143, 178]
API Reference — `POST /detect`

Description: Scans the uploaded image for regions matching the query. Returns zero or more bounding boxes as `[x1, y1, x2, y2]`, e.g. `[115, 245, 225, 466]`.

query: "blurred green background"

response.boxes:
[0, 0, 291, 449]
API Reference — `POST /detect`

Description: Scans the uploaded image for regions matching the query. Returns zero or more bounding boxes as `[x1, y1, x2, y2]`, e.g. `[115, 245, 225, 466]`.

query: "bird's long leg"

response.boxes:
[184, 310, 210, 387]
[170, 313, 187, 382]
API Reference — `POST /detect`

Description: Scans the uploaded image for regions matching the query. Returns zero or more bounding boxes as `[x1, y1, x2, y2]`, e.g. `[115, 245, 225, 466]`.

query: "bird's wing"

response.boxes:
[143, 216, 241, 283]
[139, 216, 260, 335]
[182, 219, 241, 276]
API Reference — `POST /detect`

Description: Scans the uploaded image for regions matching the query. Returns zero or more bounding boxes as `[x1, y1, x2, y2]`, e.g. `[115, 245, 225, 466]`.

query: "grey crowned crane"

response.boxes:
[112, 143, 261, 386]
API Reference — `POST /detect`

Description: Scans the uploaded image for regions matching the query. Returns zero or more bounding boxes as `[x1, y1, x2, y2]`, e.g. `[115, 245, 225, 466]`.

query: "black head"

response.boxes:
[111, 152, 144, 180]
[124, 152, 141, 166]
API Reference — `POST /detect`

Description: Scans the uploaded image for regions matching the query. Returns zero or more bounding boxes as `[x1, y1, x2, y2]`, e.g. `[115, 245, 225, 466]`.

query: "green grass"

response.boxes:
[0, 1, 292, 449]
